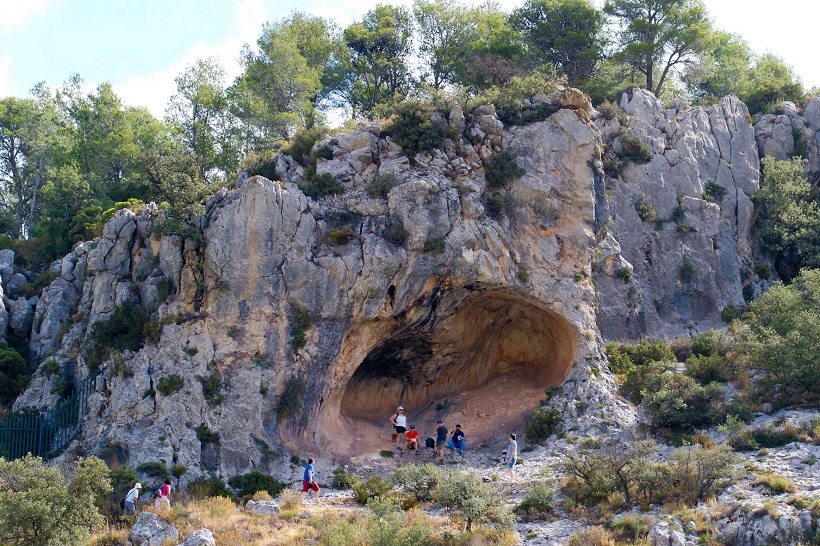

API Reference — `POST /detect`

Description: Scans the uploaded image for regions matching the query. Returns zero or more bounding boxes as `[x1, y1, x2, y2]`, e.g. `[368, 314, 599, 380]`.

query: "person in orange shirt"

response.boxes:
[404, 424, 420, 454]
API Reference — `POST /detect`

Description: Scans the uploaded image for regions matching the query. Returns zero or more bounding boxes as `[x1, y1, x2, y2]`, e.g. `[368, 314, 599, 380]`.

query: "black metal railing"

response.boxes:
[0, 370, 101, 460]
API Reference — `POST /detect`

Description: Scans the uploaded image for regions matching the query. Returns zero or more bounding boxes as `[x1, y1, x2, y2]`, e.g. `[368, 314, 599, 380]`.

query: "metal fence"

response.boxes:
[0, 371, 100, 460]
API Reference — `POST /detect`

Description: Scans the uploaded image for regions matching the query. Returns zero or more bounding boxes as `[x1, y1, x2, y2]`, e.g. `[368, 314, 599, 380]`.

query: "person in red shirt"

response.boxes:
[404, 424, 419, 453]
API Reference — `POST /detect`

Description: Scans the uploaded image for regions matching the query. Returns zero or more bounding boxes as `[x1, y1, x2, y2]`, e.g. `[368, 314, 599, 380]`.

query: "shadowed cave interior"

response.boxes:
[335, 292, 577, 453]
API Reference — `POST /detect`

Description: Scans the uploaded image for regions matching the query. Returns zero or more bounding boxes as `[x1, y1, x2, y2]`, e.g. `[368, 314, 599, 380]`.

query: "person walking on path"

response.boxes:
[505, 434, 518, 480]
[124, 482, 142, 518]
[434, 420, 448, 464]
[390, 406, 408, 455]
[155, 479, 172, 512]
[302, 458, 320, 503]
[447, 424, 466, 455]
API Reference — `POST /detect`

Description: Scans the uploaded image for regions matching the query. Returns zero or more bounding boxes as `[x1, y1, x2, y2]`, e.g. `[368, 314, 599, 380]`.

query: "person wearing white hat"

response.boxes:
[125, 482, 142, 517]
[390, 406, 407, 454]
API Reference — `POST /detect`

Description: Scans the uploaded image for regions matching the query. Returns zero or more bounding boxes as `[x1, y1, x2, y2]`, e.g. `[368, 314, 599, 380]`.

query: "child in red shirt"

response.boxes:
[405, 424, 419, 452]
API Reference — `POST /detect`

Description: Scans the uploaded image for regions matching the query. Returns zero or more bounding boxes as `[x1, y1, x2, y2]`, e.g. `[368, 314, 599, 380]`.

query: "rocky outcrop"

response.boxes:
[594, 89, 763, 339]
[246, 500, 280, 516]
[129, 511, 179, 546]
[179, 528, 216, 546]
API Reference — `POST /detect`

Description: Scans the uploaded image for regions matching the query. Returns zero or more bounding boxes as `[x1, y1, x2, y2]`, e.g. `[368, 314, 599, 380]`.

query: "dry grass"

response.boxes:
[752, 473, 796, 495]
[278, 488, 302, 510]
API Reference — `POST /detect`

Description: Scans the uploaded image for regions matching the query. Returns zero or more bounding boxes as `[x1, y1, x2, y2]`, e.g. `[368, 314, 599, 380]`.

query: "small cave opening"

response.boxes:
[334, 291, 576, 453]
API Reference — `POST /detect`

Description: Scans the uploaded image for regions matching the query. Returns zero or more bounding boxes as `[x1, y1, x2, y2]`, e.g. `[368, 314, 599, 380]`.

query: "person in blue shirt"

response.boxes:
[447, 424, 466, 455]
[302, 458, 320, 503]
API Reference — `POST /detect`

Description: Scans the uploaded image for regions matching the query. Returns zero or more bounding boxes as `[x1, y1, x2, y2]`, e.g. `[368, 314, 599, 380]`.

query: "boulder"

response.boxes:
[180, 528, 216, 546]
[129, 511, 179, 546]
[8, 297, 34, 337]
[246, 500, 281, 516]
[0, 249, 14, 268]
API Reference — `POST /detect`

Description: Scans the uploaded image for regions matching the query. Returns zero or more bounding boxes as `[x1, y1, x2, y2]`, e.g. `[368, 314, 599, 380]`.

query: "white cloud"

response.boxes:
[0, 55, 15, 97]
[112, 0, 266, 117]
[0, 0, 57, 28]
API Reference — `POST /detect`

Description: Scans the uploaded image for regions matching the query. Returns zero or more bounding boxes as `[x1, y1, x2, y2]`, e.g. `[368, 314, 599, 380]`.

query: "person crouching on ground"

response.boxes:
[125, 482, 142, 518]
[434, 420, 448, 465]
[390, 406, 407, 455]
[405, 424, 419, 453]
[302, 458, 320, 503]
[447, 423, 466, 455]
[155, 478, 172, 512]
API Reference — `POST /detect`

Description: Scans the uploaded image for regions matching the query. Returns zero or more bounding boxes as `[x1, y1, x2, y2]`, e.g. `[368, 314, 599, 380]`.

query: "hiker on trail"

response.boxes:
[405, 424, 420, 453]
[434, 420, 448, 464]
[155, 478, 172, 512]
[124, 482, 142, 517]
[302, 458, 320, 503]
[505, 434, 518, 480]
[390, 406, 407, 454]
[447, 423, 466, 455]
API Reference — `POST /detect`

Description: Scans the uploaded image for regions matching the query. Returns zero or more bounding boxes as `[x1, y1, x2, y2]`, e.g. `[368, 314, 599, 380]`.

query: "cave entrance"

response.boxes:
[335, 291, 576, 454]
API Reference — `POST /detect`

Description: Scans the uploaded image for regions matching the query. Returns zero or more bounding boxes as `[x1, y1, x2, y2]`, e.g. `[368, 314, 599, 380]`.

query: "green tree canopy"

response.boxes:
[510, 0, 606, 83]
[413, 0, 476, 89]
[604, 0, 712, 97]
[740, 53, 804, 114]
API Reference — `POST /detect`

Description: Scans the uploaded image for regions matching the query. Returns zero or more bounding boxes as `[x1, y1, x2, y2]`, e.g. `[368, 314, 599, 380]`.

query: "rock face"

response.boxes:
[11, 86, 775, 480]
[180, 528, 216, 546]
[129, 511, 179, 546]
[246, 500, 280, 516]
[595, 89, 763, 339]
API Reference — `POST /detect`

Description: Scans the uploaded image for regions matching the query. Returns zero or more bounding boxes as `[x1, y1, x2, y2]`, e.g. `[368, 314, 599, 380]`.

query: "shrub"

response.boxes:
[277, 377, 305, 421]
[721, 305, 742, 323]
[278, 488, 301, 510]
[685, 354, 731, 385]
[668, 337, 693, 361]
[619, 130, 652, 164]
[352, 475, 393, 505]
[524, 407, 562, 444]
[186, 474, 231, 499]
[640, 369, 726, 430]
[0, 455, 111, 546]
[754, 264, 771, 280]
[435, 469, 516, 532]
[608, 515, 651, 543]
[194, 424, 219, 445]
[691, 329, 730, 357]
[0, 345, 30, 406]
[423, 237, 445, 254]
[516, 268, 529, 283]
[228, 471, 285, 500]
[633, 198, 656, 222]
[615, 267, 632, 283]
[328, 228, 357, 246]
[87, 302, 151, 370]
[196, 373, 223, 405]
[604, 342, 635, 378]
[155, 374, 184, 396]
[379, 449, 394, 458]
[670, 444, 737, 504]
[471, 72, 563, 126]
[389, 464, 442, 502]
[753, 472, 795, 494]
[678, 256, 696, 283]
[136, 461, 169, 481]
[389, 100, 447, 164]
[171, 465, 187, 486]
[284, 126, 328, 167]
[597, 100, 623, 121]
[366, 173, 399, 198]
[514, 485, 555, 519]
[299, 173, 343, 200]
[703, 181, 728, 202]
[290, 310, 312, 350]
[384, 223, 408, 246]
[568, 527, 617, 546]
[751, 424, 800, 448]
[332, 467, 357, 490]
[484, 148, 525, 189]
[482, 193, 511, 219]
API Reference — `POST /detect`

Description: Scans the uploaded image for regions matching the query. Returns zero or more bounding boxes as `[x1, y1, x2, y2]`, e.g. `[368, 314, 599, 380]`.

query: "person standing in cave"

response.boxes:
[390, 406, 407, 455]
[434, 420, 448, 464]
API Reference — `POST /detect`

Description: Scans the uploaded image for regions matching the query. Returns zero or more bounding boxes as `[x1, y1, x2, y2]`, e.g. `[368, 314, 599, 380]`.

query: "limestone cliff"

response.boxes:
[9, 87, 801, 479]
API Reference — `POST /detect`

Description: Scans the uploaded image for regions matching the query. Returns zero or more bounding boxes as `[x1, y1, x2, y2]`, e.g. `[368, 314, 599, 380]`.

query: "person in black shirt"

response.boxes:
[447, 423, 466, 455]
[434, 420, 448, 465]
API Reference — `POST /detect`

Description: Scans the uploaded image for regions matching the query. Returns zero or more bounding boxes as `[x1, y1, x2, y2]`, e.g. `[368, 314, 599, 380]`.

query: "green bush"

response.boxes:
[641, 373, 725, 431]
[194, 424, 219, 445]
[366, 173, 399, 198]
[484, 148, 525, 189]
[0, 455, 111, 546]
[87, 302, 151, 370]
[737, 269, 820, 406]
[514, 485, 554, 519]
[389, 464, 442, 502]
[754, 264, 771, 280]
[0, 345, 30, 406]
[284, 126, 328, 167]
[516, 267, 530, 283]
[186, 473, 231, 499]
[597, 100, 623, 121]
[352, 475, 393, 505]
[332, 467, 357, 490]
[604, 343, 635, 378]
[615, 268, 632, 283]
[299, 173, 343, 200]
[277, 377, 305, 421]
[685, 354, 731, 385]
[691, 329, 730, 357]
[228, 471, 285, 500]
[435, 469, 516, 532]
[471, 72, 563, 126]
[703, 181, 728, 202]
[290, 310, 312, 350]
[633, 198, 656, 222]
[155, 374, 184, 396]
[423, 237, 446, 254]
[136, 461, 170, 481]
[482, 194, 511, 220]
[678, 256, 696, 283]
[619, 130, 652, 164]
[523, 407, 562, 444]
[384, 223, 408, 246]
[670, 444, 737, 504]
[328, 228, 357, 246]
[389, 100, 447, 163]
[721, 305, 742, 323]
[196, 372, 223, 405]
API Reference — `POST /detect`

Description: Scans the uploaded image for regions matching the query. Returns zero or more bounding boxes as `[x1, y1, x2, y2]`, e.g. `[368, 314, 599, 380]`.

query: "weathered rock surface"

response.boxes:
[179, 528, 216, 546]
[246, 500, 281, 516]
[129, 511, 179, 546]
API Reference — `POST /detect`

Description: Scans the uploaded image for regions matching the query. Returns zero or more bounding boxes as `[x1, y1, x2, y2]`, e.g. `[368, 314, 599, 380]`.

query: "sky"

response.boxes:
[0, 0, 817, 118]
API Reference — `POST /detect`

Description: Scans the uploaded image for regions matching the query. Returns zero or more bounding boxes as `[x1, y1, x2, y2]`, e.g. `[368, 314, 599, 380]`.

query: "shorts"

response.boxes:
[302, 480, 320, 492]
[394, 426, 406, 434]
[507, 458, 517, 469]
[125, 500, 136, 515]
[436, 440, 446, 450]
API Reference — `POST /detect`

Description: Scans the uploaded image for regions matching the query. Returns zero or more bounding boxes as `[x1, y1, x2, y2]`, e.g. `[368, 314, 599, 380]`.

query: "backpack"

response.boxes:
[119, 499, 126, 510]
[425, 437, 435, 449]
[153, 489, 162, 499]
